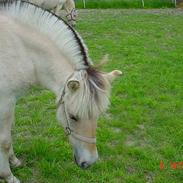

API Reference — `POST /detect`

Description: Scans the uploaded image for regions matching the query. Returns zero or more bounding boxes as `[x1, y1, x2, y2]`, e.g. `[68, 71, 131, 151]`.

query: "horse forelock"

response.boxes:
[67, 69, 110, 119]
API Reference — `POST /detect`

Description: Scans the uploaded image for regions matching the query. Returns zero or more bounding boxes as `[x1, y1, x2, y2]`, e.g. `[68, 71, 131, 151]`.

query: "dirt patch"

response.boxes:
[145, 171, 155, 183]
[126, 165, 136, 174]
[107, 140, 120, 148]
[125, 123, 150, 148]
[102, 112, 113, 120]
[111, 127, 122, 133]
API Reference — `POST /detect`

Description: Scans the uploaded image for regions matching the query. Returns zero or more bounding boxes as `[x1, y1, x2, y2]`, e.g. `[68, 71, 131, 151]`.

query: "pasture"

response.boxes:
[13, 9, 183, 183]
[76, 0, 174, 8]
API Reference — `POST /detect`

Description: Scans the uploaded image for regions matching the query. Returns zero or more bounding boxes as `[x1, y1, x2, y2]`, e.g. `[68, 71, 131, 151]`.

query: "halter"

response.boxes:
[66, 8, 77, 23]
[57, 74, 96, 144]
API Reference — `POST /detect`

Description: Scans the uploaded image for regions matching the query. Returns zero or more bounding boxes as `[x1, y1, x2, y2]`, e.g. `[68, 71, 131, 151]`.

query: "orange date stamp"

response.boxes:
[160, 161, 183, 170]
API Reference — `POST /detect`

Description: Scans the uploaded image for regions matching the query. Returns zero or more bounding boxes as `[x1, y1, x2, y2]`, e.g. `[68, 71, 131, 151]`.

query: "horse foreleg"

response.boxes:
[0, 97, 20, 183]
[9, 145, 22, 168]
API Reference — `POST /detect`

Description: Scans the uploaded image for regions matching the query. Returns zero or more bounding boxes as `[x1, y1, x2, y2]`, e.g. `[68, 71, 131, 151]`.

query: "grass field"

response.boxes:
[13, 9, 183, 183]
[76, 0, 174, 9]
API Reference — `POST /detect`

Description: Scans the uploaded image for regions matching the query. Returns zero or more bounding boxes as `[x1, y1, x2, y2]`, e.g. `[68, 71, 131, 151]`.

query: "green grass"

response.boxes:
[76, 0, 174, 9]
[13, 9, 183, 183]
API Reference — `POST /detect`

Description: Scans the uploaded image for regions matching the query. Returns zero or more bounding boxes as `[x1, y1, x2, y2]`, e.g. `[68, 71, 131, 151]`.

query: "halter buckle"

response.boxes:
[65, 127, 72, 136]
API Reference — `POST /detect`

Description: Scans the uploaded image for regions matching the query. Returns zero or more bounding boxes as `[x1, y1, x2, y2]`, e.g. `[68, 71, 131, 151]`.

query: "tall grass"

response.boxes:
[76, 0, 174, 9]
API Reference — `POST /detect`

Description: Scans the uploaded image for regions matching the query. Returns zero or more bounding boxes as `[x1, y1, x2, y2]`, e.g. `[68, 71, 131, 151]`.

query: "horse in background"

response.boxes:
[28, 0, 77, 26]
[0, 1, 122, 182]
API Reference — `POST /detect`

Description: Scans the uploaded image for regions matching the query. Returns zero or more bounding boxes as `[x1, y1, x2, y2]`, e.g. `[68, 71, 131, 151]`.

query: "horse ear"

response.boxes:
[105, 70, 122, 83]
[67, 80, 80, 91]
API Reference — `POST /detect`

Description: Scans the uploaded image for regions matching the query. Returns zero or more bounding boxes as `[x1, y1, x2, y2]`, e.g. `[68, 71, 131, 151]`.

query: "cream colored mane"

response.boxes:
[1, 0, 91, 70]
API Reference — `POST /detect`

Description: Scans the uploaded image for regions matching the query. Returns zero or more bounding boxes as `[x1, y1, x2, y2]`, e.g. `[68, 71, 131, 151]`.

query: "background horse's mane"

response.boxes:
[0, 0, 91, 70]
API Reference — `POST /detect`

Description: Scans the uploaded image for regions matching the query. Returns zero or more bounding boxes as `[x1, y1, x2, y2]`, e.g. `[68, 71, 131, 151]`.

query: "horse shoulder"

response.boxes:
[0, 14, 37, 93]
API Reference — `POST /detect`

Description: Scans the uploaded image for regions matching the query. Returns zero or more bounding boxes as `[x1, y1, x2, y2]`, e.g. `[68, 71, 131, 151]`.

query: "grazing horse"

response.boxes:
[28, 0, 77, 26]
[0, 1, 122, 183]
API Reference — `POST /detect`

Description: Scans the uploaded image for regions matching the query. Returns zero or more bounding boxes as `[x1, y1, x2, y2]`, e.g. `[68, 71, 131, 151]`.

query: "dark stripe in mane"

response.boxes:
[87, 67, 106, 104]
[0, 0, 89, 67]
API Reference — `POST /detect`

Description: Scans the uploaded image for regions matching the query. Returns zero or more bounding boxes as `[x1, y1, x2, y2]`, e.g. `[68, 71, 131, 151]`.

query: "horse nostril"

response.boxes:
[80, 162, 89, 169]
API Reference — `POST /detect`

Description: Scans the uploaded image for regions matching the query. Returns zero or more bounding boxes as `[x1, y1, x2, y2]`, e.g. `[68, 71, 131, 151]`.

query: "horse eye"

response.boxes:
[69, 114, 79, 122]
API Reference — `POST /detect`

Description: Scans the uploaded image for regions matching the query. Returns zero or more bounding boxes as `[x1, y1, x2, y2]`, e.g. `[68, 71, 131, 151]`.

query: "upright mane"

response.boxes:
[0, 0, 92, 70]
[0, 0, 111, 118]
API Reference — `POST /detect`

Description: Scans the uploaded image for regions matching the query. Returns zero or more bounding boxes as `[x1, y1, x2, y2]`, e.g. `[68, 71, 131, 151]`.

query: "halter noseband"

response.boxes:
[57, 74, 96, 144]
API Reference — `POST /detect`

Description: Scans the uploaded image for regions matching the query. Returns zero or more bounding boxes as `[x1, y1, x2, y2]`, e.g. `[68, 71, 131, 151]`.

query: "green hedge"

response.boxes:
[76, 0, 174, 9]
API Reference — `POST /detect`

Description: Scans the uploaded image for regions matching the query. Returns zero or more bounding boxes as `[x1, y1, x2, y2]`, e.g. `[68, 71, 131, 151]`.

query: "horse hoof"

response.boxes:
[6, 176, 20, 183]
[10, 157, 22, 168]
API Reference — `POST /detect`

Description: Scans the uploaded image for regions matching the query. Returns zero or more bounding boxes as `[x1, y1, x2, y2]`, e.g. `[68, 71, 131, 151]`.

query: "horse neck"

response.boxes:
[34, 51, 74, 96]
[34, 46, 74, 96]
[16, 22, 74, 96]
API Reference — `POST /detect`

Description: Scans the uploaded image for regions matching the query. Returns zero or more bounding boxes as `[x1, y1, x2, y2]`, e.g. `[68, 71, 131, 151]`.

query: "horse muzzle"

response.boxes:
[74, 152, 98, 169]
[74, 155, 90, 169]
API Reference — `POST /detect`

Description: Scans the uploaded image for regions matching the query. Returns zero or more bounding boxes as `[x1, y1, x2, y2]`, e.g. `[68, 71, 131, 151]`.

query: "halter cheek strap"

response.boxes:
[57, 74, 96, 144]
